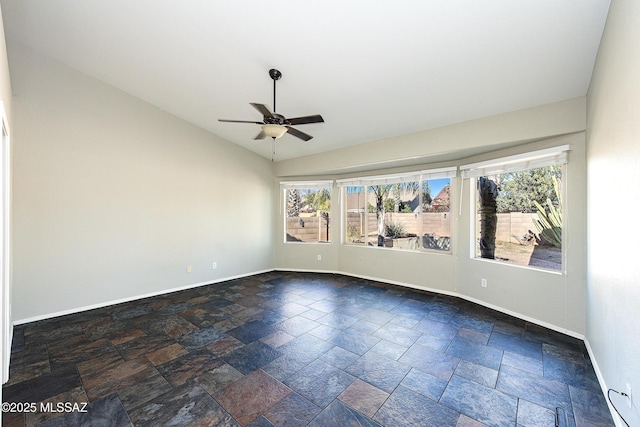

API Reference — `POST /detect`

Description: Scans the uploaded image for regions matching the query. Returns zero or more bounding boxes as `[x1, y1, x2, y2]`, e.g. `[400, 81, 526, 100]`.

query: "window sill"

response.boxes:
[342, 242, 452, 255]
[471, 256, 563, 275]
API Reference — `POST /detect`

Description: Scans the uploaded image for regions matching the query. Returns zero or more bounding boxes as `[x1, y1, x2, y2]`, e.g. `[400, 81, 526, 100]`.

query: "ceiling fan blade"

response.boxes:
[286, 126, 313, 141]
[254, 130, 267, 140]
[218, 119, 263, 124]
[286, 114, 324, 126]
[250, 103, 273, 118]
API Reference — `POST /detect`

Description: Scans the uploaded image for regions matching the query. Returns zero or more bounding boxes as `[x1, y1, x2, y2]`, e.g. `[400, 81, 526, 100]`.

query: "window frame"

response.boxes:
[338, 167, 457, 254]
[281, 180, 333, 244]
[460, 145, 569, 273]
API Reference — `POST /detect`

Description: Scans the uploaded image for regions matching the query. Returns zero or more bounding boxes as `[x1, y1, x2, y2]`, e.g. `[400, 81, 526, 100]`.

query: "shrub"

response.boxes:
[385, 222, 406, 238]
[533, 177, 562, 248]
[346, 224, 362, 243]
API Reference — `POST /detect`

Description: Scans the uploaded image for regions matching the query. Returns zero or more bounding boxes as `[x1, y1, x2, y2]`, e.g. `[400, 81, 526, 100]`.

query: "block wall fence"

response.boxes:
[286, 212, 541, 244]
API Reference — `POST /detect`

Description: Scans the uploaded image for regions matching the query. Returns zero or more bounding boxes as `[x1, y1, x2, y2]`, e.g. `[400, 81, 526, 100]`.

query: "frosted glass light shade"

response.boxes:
[262, 124, 287, 139]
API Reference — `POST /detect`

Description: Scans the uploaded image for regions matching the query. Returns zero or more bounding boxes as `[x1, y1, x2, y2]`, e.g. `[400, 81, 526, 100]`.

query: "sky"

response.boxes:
[426, 178, 448, 198]
[344, 178, 450, 198]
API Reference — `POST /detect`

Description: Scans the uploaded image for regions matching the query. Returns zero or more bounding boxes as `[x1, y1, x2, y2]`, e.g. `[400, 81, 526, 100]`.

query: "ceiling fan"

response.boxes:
[218, 69, 324, 142]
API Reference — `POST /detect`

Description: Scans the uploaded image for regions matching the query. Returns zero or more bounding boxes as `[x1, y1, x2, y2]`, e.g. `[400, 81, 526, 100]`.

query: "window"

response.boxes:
[344, 185, 367, 245]
[282, 181, 332, 243]
[461, 146, 568, 272]
[421, 177, 452, 251]
[339, 167, 456, 252]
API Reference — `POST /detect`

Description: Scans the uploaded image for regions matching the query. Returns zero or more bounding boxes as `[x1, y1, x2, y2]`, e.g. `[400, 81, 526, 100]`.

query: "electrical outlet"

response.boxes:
[186, 265, 192, 273]
[317, 254, 322, 261]
[212, 262, 217, 269]
[626, 383, 632, 408]
[481, 278, 487, 288]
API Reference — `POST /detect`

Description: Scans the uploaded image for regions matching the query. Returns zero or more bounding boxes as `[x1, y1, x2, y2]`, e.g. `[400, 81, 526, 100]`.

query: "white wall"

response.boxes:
[275, 97, 586, 177]
[456, 133, 587, 336]
[586, 0, 640, 424]
[0, 0, 12, 396]
[0, 7, 10, 122]
[275, 99, 588, 336]
[9, 43, 275, 322]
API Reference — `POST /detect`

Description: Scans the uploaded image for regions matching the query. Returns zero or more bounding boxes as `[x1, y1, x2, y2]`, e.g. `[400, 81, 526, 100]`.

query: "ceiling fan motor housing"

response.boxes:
[269, 69, 282, 81]
[265, 113, 286, 125]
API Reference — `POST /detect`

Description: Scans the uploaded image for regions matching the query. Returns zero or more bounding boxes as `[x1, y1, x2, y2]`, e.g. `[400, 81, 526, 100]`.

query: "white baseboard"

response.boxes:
[13, 269, 274, 326]
[278, 268, 583, 339]
[584, 338, 627, 427]
[2, 322, 12, 385]
[16, 267, 583, 340]
[460, 294, 584, 340]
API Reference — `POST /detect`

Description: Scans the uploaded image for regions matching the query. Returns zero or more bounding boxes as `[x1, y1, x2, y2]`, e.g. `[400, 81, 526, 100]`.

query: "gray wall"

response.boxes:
[587, 0, 640, 424]
[275, 99, 588, 337]
[0, 4, 10, 122]
[9, 43, 275, 322]
[456, 133, 586, 335]
[0, 0, 12, 389]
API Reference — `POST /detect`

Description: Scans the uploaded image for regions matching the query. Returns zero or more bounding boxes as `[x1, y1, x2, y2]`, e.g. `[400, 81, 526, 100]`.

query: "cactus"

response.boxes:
[533, 177, 562, 248]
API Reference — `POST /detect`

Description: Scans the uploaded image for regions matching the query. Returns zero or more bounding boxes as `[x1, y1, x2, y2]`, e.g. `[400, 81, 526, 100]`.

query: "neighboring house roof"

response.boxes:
[432, 184, 450, 207]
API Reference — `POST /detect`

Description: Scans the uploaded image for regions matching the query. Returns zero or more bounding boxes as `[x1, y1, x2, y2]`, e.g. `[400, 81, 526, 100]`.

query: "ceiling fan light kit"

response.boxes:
[219, 68, 324, 143]
[262, 123, 287, 139]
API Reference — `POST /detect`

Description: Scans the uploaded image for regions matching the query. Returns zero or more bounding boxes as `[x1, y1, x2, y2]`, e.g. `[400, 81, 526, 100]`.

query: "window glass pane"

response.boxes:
[385, 182, 420, 250]
[367, 182, 420, 249]
[340, 169, 454, 255]
[475, 165, 562, 271]
[285, 186, 331, 243]
[345, 186, 366, 245]
[421, 178, 451, 251]
[366, 187, 379, 247]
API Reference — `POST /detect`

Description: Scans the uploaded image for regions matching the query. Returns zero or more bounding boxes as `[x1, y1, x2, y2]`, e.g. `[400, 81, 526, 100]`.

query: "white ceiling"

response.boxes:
[1, 0, 610, 161]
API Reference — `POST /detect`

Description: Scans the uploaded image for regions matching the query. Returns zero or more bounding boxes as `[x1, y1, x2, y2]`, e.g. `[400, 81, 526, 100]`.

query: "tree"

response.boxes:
[533, 176, 562, 248]
[303, 188, 330, 213]
[369, 185, 392, 246]
[369, 182, 418, 247]
[368, 198, 400, 214]
[496, 166, 561, 213]
[422, 180, 433, 211]
[303, 188, 331, 241]
[478, 177, 498, 259]
[385, 198, 395, 213]
[287, 189, 300, 217]
[393, 182, 419, 212]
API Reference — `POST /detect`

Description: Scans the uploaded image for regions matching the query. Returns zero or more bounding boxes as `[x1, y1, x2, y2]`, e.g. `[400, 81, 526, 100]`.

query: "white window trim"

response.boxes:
[464, 148, 567, 273]
[460, 145, 569, 179]
[336, 167, 457, 187]
[282, 181, 333, 244]
[339, 166, 456, 253]
[280, 180, 334, 189]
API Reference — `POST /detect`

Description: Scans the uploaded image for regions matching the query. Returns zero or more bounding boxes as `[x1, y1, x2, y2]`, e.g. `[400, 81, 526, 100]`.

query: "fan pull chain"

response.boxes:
[272, 138, 275, 162]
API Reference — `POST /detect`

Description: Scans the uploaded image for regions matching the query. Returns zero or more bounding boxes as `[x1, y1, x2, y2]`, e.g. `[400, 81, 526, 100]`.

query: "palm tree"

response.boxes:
[304, 188, 331, 241]
[304, 188, 330, 213]
[422, 180, 433, 211]
[287, 189, 301, 218]
[371, 182, 418, 246]
[393, 184, 403, 213]
[478, 177, 498, 259]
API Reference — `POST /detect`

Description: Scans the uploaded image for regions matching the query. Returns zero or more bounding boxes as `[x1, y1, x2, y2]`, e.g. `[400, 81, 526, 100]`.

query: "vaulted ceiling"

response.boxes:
[1, 0, 610, 161]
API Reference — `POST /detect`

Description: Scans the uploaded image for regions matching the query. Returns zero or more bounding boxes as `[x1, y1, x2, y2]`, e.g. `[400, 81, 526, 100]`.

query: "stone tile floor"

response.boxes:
[2, 272, 614, 426]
